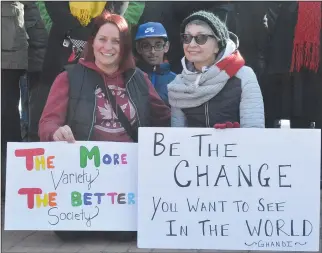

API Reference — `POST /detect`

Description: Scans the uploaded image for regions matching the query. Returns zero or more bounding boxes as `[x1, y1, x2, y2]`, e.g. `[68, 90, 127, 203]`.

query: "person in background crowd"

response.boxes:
[35, 1, 145, 34]
[1, 1, 47, 198]
[28, 1, 131, 142]
[35, 0, 52, 32]
[262, 1, 322, 130]
[1, 1, 27, 198]
[123, 1, 145, 32]
[39, 12, 170, 240]
[24, 1, 48, 141]
[228, 2, 272, 80]
[169, 11, 265, 129]
[135, 22, 176, 104]
[260, 2, 322, 187]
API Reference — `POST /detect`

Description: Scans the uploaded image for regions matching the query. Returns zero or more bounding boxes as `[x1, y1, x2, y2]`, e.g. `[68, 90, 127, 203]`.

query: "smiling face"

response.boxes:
[93, 22, 121, 71]
[183, 21, 219, 71]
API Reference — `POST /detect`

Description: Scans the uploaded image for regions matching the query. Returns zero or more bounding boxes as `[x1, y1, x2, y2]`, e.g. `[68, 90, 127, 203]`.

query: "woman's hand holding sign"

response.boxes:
[53, 125, 76, 143]
[214, 122, 240, 129]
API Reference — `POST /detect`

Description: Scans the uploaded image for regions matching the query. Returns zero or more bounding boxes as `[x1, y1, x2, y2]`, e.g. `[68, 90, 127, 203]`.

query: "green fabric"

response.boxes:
[124, 1, 145, 27]
[34, 1, 145, 33]
[35, 1, 52, 32]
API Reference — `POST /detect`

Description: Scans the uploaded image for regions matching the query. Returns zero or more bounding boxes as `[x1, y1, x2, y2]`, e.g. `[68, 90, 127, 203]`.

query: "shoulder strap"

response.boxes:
[105, 81, 138, 142]
[86, 68, 138, 142]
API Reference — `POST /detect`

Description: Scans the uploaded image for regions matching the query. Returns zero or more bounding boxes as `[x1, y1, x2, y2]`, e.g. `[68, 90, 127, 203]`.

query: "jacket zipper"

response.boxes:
[151, 66, 156, 87]
[126, 70, 141, 127]
[87, 85, 98, 140]
[205, 102, 210, 127]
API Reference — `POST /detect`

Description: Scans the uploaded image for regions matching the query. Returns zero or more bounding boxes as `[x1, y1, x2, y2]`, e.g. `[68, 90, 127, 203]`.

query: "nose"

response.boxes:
[189, 37, 198, 47]
[151, 46, 156, 53]
[104, 41, 113, 50]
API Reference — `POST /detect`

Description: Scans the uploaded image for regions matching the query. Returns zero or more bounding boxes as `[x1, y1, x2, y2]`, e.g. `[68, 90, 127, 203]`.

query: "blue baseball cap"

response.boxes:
[135, 22, 168, 41]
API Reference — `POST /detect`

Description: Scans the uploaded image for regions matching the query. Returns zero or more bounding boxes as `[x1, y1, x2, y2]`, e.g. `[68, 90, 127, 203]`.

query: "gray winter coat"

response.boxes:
[1, 1, 48, 71]
[1, 1, 28, 69]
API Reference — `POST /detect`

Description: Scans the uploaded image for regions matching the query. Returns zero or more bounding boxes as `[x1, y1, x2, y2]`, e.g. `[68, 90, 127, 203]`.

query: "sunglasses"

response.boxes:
[181, 34, 217, 45]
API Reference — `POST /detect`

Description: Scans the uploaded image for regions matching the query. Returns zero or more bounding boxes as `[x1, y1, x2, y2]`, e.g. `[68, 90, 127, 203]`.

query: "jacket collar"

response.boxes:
[137, 60, 171, 75]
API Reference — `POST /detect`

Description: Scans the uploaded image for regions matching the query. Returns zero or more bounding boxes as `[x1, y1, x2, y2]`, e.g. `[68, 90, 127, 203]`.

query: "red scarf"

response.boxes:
[216, 50, 245, 77]
[290, 1, 321, 73]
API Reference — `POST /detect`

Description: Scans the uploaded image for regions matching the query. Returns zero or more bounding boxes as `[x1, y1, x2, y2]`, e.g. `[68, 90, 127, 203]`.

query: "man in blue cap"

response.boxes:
[135, 22, 176, 105]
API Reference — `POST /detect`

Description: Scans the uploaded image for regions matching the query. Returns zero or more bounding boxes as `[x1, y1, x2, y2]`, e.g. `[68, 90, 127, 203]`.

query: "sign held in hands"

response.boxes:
[138, 128, 321, 252]
[5, 141, 138, 231]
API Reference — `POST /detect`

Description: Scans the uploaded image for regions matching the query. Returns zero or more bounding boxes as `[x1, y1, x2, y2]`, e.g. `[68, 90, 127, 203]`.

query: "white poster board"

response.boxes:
[5, 141, 137, 231]
[138, 128, 321, 252]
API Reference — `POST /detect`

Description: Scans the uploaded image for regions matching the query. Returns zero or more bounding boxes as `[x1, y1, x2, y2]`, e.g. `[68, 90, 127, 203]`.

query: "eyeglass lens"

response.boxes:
[181, 34, 211, 45]
[141, 42, 165, 51]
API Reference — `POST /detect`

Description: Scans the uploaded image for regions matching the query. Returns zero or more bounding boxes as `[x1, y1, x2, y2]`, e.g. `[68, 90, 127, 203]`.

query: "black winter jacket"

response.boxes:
[229, 2, 273, 79]
[66, 64, 151, 141]
[23, 1, 48, 72]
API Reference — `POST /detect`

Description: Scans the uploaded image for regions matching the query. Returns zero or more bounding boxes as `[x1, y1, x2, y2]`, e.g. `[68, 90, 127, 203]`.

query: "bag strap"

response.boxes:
[86, 67, 138, 142]
[103, 83, 138, 142]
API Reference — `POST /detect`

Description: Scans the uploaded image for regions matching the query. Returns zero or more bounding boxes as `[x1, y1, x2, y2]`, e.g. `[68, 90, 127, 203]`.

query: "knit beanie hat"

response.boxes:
[180, 10, 229, 50]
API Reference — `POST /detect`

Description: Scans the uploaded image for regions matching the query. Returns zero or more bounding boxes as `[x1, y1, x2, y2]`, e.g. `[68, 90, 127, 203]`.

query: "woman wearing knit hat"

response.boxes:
[168, 10, 265, 128]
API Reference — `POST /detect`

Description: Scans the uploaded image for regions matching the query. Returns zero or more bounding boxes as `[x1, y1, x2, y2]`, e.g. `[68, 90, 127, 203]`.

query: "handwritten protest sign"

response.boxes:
[137, 128, 321, 251]
[5, 141, 137, 231]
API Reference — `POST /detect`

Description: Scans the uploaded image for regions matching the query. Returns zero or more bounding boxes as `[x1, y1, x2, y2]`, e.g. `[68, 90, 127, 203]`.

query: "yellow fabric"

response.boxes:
[69, 1, 107, 26]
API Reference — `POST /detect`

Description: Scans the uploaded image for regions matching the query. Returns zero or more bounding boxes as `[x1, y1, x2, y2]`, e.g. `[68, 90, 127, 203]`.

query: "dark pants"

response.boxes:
[27, 72, 51, 142]
[1, 69, 24, 197]
[262, 71, 322, 129]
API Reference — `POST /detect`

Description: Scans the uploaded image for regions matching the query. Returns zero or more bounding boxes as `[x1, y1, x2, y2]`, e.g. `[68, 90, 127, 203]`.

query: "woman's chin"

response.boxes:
[100, 59, 118, 67]
[186, 56, 201, 63]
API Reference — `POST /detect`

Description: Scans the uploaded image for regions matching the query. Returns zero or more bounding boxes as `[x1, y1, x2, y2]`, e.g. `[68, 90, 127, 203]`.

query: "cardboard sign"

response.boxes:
[5, 141, 137, 231]
[138, 128, 321, 252]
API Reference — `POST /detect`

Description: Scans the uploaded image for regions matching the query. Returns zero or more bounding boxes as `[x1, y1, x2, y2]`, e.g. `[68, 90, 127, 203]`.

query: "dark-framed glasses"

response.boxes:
[140, 42, 165, 52]
[181, 34, 217, 45]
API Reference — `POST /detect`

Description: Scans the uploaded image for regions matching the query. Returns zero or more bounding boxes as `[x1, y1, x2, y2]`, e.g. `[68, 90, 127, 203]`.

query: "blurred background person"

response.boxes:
[1, 1, 47, 198]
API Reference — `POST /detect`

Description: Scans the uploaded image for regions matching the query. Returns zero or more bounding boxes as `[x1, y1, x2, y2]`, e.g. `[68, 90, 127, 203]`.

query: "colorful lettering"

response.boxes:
[127, 193, 135, 204]
[102, 153, 127, 165]
[18, 188, 42, 209]
[84, 193, 92, 205]
[36, 193, 49, 207]
[94, 193, 105, 204]
[69, 192, 135, 206]
[80, 146, 100, 168]
[35, 156, 46, 170]
[47, 156, 55, 169]
[48, 192, 57, 206]
[102, 154, 112, 165]
[71, 191, 82, 207]
[113, 154, 119, 165]
[15, 149, 55, 171]
[117, 193, 126, 204]
[121, 154, 127, 164]
[15, 148, 45, 171]
[35, 192, 57, 208]
[107, 192, 118, 204]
